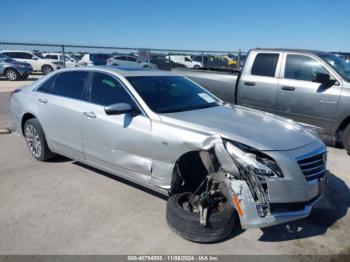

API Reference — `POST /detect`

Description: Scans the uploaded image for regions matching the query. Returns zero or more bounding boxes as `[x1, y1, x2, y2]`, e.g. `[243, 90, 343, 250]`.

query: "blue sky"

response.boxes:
[1, 0, 349, 51]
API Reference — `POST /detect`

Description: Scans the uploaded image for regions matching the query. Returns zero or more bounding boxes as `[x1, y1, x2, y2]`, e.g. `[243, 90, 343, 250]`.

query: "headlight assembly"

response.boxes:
[225, 141, 283, 178]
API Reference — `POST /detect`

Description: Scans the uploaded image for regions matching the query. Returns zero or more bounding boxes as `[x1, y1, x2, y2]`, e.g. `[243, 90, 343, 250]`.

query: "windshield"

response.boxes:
[320, 53, 350, 82]
[127, 76, 221, 113]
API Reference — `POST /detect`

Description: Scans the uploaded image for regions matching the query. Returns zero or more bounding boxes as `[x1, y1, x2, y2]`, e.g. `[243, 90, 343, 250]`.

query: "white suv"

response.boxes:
[107, 55, 157, 69]
[166, 55, 202, 68]
[0, 50, 62, 74]
[43, 53, 79, 68]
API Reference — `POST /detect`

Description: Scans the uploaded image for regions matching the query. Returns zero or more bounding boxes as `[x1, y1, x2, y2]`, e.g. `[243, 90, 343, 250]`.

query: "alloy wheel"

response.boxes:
[25, 124, 42, 158]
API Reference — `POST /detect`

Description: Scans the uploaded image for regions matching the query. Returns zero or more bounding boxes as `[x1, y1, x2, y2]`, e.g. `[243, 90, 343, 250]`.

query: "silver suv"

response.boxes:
[0, 53, 32, 80]
[10, 67, 328, 242]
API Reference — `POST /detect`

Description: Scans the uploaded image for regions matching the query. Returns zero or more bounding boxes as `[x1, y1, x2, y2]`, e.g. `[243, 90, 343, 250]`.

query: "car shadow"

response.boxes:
[258, 173, 350, 242]
[73, 161, 168, 201]
[47, 154, 72, 163]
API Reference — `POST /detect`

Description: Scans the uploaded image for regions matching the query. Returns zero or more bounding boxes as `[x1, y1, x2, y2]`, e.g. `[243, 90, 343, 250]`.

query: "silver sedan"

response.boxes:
[10, 67, 328, 242]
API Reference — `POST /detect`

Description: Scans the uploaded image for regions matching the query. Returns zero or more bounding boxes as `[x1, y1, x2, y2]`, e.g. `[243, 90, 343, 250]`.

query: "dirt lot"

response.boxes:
[0, 132, 349, 255]
[0, 75, 349, 255]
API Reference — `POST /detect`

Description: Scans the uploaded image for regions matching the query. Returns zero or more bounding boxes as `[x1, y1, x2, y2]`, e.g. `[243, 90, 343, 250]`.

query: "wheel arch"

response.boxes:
[21, 112, 37, 135]
[336, 115, 350, 142]
[169, 149, 220, 195]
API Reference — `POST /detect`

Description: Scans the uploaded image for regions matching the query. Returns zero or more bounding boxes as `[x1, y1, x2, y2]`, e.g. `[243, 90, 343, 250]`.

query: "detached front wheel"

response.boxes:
[166, 191, 236, 243]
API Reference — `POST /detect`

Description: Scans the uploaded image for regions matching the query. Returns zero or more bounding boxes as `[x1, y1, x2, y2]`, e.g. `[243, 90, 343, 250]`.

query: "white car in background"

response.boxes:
[166, 55, 202, 68]
[0, 50, 63, 74]
[43, 53, 79, 68]
[79, 53, 112, 66]
[107, 55, 157, 69]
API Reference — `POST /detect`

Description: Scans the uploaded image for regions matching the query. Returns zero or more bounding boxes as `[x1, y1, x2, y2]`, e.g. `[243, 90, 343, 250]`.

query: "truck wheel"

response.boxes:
[24, 118, 55, 161]
[343, 124, 350, 155]
[42, 65, 53, 75]
[166, 192, 236, 243]
[5, 68, 19, 81]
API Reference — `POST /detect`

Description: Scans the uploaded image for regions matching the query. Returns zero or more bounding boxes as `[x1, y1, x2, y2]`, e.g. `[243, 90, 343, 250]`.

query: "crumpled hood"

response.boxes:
[159, 105, 316, 151]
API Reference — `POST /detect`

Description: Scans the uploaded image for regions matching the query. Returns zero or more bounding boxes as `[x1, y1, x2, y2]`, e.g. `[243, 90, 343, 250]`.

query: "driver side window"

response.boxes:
[284, 54, 329, 82]
[89, 72, 135, 107]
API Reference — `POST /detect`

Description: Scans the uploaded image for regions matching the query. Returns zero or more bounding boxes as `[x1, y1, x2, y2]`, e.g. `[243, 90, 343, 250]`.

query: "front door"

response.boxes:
[276, 53, 342, 134]
[82, 71, 152, 183]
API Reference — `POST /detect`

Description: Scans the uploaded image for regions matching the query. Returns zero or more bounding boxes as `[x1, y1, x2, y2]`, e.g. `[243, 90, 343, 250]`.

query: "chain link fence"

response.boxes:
[0, 41, 247, 129]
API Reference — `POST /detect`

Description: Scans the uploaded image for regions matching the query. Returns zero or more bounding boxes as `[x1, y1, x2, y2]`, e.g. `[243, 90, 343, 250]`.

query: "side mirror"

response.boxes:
[104, 103, 138, 115]
[312, 72, 330, 84]
[32, 57, 39, 60]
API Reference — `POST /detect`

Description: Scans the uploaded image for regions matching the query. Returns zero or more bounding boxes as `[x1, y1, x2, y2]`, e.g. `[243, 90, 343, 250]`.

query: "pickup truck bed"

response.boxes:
[172, 68, 239, 104]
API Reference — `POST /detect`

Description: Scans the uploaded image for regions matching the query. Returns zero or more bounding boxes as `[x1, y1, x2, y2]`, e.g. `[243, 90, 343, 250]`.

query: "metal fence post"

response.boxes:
[61, 44, 66, 68]
[201, 51, 204, 66]
[238, 49, 241, 69]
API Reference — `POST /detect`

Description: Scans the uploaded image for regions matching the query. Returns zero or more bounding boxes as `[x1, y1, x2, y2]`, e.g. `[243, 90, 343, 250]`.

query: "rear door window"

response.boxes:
[51, 71, 88, 100]
[251, 53, 279, 77]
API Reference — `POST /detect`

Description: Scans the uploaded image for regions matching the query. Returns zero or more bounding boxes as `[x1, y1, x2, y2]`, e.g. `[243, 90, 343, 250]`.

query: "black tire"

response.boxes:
[24, 118, 55, 161]
[193, 65, 200, 69]
[5, 68, 19, 81]
[166, 192, 236, 243]
[343, 124, 350, 155]
[41, 65, 53, 75]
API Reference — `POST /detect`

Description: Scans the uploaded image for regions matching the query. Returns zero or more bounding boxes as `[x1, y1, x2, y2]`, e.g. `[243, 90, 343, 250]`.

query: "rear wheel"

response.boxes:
[41, 65, 53, 75]
[24, 118, 55, 161]
[343, 124, 350, 155]
[5, 68, 19, 81]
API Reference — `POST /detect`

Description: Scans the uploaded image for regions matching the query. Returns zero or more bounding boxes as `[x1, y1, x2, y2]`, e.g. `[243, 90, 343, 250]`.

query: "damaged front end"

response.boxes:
[183, 137, 308, 229]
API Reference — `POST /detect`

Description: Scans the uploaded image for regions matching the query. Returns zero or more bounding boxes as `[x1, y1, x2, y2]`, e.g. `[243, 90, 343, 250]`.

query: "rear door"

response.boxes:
[276, 53, 342, 134]
[34, 71, 90, 159]
[237, 52, 282, 113]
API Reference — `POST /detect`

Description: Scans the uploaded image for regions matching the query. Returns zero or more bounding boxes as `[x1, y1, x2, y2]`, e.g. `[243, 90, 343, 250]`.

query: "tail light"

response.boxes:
[11, 89, 21, 98]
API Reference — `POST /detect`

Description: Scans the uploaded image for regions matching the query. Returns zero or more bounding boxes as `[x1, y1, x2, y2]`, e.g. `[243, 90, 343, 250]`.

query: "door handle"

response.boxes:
[83, 112, 96, 119]
[38, 98, 48, 103]
[244, 81, 256, 86]
[281, 86, 296, 91]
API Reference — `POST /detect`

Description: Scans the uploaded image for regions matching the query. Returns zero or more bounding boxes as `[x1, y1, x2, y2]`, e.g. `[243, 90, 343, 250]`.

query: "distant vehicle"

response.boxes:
[0, 53, 32, 81]
[150, 57, 186, 70]
[174, 48, 350, 154]
[79, 53, 112, 66]
[107, 55, 157, 68]
[166, 55, 202, 68]
[332, 52, 350, 63]
[192, 55, 228, 68]
[43, 53, 79, 68]
[222, 55, 238, 66]
[0, 50, 62, 74]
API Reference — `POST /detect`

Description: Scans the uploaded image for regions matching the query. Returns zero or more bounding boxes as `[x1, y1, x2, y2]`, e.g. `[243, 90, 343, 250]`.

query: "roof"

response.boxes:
[251, 48, 331, 57]
[56, 66, 179, 77]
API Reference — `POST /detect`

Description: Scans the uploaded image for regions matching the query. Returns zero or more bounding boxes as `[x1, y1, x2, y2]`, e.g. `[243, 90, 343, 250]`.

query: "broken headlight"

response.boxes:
[225, 141, 283, 178]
